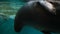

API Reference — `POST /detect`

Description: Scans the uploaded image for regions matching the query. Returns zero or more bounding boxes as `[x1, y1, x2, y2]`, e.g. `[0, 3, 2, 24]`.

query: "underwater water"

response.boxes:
[0, 15, 17, 34]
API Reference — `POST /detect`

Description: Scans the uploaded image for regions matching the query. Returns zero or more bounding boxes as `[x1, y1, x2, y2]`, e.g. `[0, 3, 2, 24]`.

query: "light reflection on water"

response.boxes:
[9, 15, 15, 19]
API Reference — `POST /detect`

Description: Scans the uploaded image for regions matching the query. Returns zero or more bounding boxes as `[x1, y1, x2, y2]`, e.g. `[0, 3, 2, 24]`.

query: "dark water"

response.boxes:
[0, 16, 17, 34]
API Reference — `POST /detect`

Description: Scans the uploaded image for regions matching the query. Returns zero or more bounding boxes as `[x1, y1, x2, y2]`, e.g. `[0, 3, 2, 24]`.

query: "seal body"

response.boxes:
[14, 1, 60, 33]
